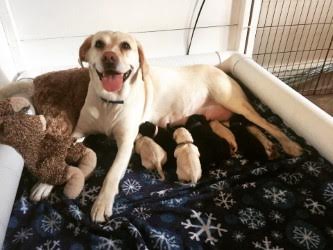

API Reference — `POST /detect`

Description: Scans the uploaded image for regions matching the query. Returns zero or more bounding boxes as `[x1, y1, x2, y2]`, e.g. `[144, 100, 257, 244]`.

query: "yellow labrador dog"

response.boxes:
[35, 30, 302, 223]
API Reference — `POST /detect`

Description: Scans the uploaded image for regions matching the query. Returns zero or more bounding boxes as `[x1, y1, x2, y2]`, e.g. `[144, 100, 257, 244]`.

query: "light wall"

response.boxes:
[0, 0, 255, 77]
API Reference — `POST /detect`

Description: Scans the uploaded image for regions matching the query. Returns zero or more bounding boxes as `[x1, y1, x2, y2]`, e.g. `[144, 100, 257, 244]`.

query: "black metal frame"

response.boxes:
[252, 0, 333, 95]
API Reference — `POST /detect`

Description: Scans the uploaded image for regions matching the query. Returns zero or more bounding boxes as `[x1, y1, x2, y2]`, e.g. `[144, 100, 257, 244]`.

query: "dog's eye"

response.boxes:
[95, 40, 105, 49]
[120, 41, 131, 50]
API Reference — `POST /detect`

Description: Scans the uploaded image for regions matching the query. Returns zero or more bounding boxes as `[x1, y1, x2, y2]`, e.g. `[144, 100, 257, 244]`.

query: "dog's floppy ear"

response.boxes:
[79, 35, 93, 65]
[137, 40, 149, 81]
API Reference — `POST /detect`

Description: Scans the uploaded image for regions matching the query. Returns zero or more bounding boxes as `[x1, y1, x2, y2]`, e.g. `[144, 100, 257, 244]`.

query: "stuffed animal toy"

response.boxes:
[0, 97, 97, 199]
[173, 127, 201, 183]
[185, 114, 231, 166]
[32, 68, 90, 136]
[134, 134, 167, 180]
[139, 121, 177, 163]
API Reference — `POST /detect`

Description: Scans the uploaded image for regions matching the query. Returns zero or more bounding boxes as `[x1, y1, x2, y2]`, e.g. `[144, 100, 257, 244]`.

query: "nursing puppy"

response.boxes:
[185, 114, 231, 166]
[32, 31, 301, 222]
[173, 127, 201, 183]
[134, 134, 167, 180]
[139, 121, 176, 162]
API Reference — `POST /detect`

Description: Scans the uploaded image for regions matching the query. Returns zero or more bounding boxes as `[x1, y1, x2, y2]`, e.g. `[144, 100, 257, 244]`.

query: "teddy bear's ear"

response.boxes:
[79, 35, 93, 65]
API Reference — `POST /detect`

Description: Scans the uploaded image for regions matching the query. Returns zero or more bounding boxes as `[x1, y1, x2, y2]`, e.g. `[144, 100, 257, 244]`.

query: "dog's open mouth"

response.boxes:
[96, 68, 132, 92]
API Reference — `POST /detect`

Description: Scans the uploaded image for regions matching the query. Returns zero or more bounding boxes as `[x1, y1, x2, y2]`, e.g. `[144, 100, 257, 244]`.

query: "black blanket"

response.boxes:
[4, 90, 333, 250]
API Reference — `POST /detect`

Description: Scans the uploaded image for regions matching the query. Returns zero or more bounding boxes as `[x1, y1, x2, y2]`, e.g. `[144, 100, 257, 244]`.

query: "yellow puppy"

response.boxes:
[173, 128, 201, 184]
[134, 134, 167, 180]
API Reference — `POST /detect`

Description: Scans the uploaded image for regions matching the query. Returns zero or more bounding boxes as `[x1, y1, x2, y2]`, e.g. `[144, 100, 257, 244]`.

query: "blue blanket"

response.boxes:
[4, 92, 333, 250]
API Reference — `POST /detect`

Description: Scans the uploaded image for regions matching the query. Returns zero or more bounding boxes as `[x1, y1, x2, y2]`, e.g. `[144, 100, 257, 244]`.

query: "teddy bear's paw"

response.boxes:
[64, 167, 85, 199]
[30, 182, 54, 201]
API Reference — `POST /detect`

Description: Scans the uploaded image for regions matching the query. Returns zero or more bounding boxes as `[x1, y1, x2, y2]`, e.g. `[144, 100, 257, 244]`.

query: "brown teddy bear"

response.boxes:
[0, 97, 96, 199]
[32, 68, 90, 136]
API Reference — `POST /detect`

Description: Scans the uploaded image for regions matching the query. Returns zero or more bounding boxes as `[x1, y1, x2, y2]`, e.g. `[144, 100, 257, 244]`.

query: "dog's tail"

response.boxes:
[0, 80, 34, 100]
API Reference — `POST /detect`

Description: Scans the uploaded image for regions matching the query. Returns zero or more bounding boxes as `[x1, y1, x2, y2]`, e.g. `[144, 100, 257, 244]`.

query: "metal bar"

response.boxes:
[255, 0, 272, 65]
[275, 0, 304, 76]
[244, 0, 255, 54]
[252, 0, 333, 96]
[313, 32, 333, 95]
[293, 0, 325, 93]
[284, 0, 319, 81]
[271, 0, 292, 74]
[253, 48, 331, 56]
[261, 0, 279, 68]
[266, 0, 287, 69]
[257, 22, 333, 28]
[306, 0, 333, 94]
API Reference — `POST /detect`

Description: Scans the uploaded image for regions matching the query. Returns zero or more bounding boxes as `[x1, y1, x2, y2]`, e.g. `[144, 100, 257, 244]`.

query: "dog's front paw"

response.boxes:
[230, 142, 238, 156]
[91, 192, 114, 223]
[283, 140, 303, 157]
[263, 141, 280, 160]
[30, 182, 54, 201]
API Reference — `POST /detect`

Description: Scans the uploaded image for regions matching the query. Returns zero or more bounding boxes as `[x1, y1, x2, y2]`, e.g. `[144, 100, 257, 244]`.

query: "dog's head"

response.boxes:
[139, 121, 156, 138]
[185, 114, 208, 130]
[79, 31, 149, 101]
[173, 127, 194, 144]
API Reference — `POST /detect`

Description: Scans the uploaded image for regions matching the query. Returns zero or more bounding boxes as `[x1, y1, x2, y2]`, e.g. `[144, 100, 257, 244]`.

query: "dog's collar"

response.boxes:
[176, 141, 194, 147]
[100, 97, 124, 104]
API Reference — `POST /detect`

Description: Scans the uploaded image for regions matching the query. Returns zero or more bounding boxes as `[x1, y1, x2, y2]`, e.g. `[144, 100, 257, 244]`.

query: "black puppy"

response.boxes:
[185, 115, 231, 166]
[139, 121, 177, 161]
[229, 115, 268, 161]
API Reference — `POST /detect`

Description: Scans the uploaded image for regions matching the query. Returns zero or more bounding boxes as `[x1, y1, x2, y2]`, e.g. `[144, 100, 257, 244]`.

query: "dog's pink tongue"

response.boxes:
[102, 74, 123, 92]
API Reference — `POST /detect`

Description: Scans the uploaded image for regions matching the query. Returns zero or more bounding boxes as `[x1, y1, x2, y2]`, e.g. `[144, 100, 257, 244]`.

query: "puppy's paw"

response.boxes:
[263, 141, 280, 160]
[91, 193, 114, 223]
[30, 182, 54, 201]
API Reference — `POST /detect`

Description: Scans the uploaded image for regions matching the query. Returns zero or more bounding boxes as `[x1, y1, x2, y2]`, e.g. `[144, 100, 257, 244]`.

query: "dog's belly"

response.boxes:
[158, 104, 232, 127]
[196, 104, 233, 121]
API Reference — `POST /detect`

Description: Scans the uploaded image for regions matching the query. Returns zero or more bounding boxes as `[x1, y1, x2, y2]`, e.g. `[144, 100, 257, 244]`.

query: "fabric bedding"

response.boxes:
[4, 87, 333, 250]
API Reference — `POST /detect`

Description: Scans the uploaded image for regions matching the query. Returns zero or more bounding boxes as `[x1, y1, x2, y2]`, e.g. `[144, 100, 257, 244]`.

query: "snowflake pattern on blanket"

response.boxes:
[4, 86, 333, 250]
